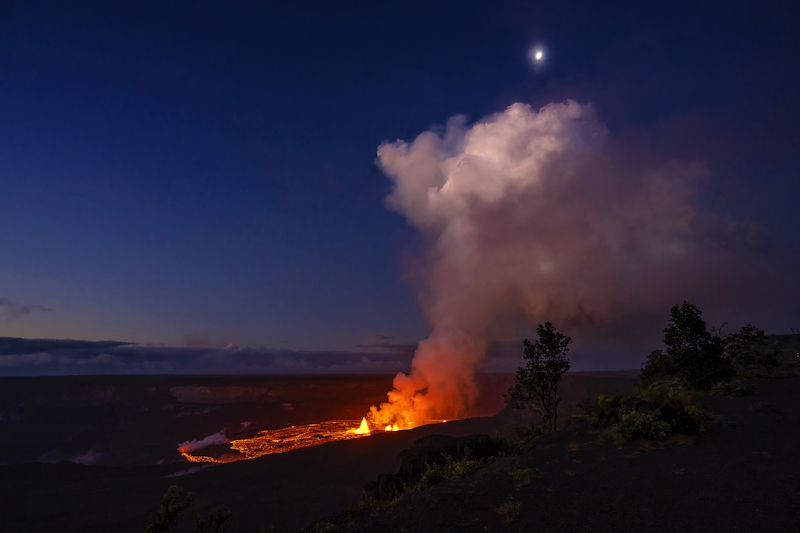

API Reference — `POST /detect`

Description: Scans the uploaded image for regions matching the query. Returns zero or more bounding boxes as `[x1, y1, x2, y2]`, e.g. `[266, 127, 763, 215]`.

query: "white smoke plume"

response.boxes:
[370, 100, 706, 427]
[177, 430, 228, 453]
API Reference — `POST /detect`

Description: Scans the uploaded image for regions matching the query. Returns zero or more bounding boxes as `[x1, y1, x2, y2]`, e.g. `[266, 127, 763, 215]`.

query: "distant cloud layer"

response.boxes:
[0, 335, 543, 376]
[0, 336, 415, 376]
[0, 297, 52, 320]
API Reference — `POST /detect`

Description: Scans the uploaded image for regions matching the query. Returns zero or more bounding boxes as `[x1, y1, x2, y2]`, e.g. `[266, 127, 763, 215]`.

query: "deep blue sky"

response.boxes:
[1, 1, 799, 370]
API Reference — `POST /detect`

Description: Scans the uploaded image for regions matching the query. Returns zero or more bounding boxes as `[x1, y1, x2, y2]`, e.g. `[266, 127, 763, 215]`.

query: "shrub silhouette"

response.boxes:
[496, 501, 521, 523]
[640, 349, 677, 387]
[710, 379, 757, 396]
[143, 486, 195, 533]
[641, 302, 736, 390]
[615, 411, 671, 440]
[143, 489, 246, 533]
[584, 381, 709, 439]
[664, 302, 735, 389]
[586, 394, 628, 429]
[726, 325, 780, 374]
[195, 506, 232, 533]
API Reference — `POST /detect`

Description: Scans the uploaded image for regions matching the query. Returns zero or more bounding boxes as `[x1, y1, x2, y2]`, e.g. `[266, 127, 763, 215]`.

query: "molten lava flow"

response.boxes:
[179, 417, 447, 464]
[180, 419, 374, 463]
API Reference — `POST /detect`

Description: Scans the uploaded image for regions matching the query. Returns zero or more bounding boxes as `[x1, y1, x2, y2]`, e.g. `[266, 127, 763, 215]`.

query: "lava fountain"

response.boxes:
[351, 416, 371, 435]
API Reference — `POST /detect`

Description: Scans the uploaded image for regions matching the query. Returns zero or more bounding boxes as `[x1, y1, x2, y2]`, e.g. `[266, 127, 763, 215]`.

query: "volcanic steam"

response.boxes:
[370, 100, 705, 428]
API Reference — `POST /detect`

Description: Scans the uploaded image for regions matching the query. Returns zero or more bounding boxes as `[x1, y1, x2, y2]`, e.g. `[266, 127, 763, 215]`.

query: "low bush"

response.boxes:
[636, 380, 684, 403]
[420, 455, 493, 487]
[585, 381, 709, 439]
[514, 424, 544, 448]
[583, 394, 628, 429]
[486, 426, 542, 456]
[510, 468, 531, 487]
[509, 468, 541, 489]
[449, 458, 487, 478]
[615, 411, 672, 440]
[496, 501, 521, 523]
[421, 465, 446, 486]
[143, 487, 265, 533]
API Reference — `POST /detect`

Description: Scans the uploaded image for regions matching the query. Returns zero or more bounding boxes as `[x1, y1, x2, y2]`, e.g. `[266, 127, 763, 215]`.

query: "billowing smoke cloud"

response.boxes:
[370, 100, 708, 427]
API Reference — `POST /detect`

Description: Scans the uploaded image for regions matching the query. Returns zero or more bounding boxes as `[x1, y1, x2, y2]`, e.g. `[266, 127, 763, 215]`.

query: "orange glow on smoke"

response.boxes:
[366, 332, 485, 432]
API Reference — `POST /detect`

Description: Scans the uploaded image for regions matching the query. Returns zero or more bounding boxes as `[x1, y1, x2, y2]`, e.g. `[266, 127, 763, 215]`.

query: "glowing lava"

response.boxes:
[179, 418, 447, 464]
[349, 417, 371, 435]
[180, 419, 373, 463]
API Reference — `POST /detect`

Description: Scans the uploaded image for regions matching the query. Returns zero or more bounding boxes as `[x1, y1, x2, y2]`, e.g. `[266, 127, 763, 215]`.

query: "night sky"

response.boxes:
[1, 1, 799, 374]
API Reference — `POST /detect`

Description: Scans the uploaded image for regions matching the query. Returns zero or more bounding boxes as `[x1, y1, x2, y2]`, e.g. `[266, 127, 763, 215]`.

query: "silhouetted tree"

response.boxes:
[662, 302, 735, 389]
[505, 322, 571, 431]
[143, 486, 195, 533]
[639, 349, 677, 387]
[726, 324, 780, 374]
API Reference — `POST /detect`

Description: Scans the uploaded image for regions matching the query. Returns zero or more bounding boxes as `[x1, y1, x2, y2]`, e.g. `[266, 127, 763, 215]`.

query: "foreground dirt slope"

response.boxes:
[318, 379, 800, 533]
